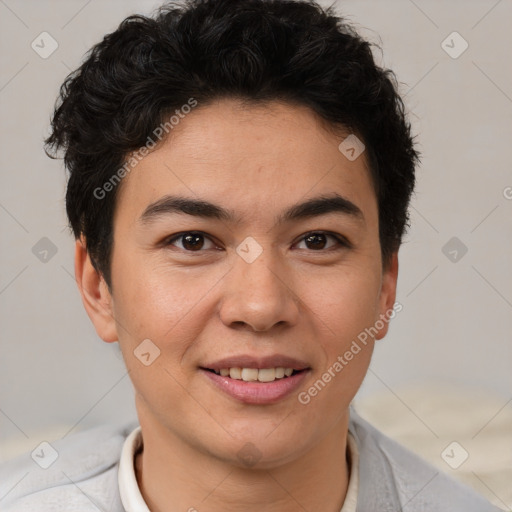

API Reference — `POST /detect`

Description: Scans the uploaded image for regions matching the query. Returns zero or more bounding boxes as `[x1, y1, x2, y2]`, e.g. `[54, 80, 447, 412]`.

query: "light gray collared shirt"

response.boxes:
[0, 408, 502, 511]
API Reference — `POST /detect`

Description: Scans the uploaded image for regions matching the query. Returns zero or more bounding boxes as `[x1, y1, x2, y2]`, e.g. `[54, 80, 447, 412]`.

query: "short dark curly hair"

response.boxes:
[45, 0, 419, 290]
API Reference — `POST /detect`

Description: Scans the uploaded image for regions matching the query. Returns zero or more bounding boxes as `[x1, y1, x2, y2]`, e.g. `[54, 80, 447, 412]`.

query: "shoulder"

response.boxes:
[348, 407, 503, 512]
[0, 421, 138, 511]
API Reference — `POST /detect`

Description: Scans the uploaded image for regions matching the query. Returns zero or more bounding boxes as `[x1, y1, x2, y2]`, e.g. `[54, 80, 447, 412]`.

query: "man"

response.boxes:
[0, 0, 502, 510]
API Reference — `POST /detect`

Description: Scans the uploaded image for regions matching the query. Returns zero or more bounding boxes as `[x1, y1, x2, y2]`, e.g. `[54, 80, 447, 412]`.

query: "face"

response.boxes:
[77, 98, 398, 468]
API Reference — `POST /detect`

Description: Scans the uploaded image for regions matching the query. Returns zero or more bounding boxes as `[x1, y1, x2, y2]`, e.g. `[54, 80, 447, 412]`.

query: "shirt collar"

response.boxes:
[118, 425, 150, 512]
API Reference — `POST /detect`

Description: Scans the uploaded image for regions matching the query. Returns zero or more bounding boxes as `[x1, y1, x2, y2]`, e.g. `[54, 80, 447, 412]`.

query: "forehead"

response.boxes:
[114, 98, 376, 226]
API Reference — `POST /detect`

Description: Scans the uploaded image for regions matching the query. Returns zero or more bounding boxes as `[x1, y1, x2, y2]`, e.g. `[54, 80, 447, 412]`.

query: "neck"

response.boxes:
[134, 411, 350, 512]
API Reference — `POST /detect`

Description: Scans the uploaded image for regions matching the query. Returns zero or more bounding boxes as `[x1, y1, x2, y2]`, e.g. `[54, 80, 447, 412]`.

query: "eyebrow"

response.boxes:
[138, 193, 364, 226]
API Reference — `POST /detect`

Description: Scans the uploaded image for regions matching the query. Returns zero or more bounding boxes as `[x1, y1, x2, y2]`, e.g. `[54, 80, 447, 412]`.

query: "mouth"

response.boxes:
[199, 364, 311, 405]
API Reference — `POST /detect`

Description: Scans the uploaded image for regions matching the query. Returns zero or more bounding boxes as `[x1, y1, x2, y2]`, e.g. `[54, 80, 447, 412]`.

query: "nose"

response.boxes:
[218, 248, 300, 333]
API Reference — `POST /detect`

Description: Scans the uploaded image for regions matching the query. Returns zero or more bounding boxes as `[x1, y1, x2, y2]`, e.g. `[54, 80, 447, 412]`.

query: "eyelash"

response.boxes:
[163, 230, 351, 253]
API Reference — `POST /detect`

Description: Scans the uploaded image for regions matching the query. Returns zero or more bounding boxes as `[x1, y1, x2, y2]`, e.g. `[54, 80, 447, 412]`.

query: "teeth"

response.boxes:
[229, 367, 241, 379]
[214, 367, 298, 382]
[241, 368, 259, 381]
[257, 368, 276, 382]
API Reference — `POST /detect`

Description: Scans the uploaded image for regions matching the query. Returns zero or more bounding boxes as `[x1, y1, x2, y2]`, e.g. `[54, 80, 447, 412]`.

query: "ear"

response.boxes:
[74, 237, 118, 343]
[374, 251, 399, 341]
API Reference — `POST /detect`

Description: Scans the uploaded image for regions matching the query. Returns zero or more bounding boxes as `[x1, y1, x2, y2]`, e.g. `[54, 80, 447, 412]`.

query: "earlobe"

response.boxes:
[375, 251, 399, 341]
[74, 237, 118, 343]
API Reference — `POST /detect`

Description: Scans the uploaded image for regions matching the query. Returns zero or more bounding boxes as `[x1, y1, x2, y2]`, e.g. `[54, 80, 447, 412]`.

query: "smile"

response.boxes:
[200, 367, 310, 404]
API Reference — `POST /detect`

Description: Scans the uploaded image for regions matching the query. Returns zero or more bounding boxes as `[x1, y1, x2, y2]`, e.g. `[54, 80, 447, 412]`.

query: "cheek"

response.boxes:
[290, 271, 379, 431]
[110, 253, 218, 349]
[111, 262, 215, 411]
[303, 265, 381, 379]
[305, 263, 382, 336]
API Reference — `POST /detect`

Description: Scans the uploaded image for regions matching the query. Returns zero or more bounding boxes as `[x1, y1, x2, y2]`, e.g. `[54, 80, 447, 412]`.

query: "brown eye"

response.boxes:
[166, 231, 217, 251]
[304, 233, 328, 250]
[181, 233, 204, 250]
[295, 232, 349, 251]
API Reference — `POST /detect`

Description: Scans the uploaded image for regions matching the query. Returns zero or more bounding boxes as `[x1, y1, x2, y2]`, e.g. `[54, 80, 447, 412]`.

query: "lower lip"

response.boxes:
[200, 368, 310, 405]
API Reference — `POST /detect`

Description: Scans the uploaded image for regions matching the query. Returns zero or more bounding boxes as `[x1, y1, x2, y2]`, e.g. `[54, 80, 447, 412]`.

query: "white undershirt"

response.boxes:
[118, 426, 359, 512]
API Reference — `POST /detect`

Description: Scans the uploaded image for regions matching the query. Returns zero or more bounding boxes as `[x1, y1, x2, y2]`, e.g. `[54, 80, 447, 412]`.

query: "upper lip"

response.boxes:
[202, 354, 310, 371]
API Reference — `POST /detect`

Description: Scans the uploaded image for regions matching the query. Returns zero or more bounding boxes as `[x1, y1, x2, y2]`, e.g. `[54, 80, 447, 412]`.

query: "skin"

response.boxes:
[75, 98, 398, 512]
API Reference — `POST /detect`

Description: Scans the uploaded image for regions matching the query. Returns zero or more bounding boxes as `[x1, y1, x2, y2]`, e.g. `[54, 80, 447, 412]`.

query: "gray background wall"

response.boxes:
[1, 0, 510, 485]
